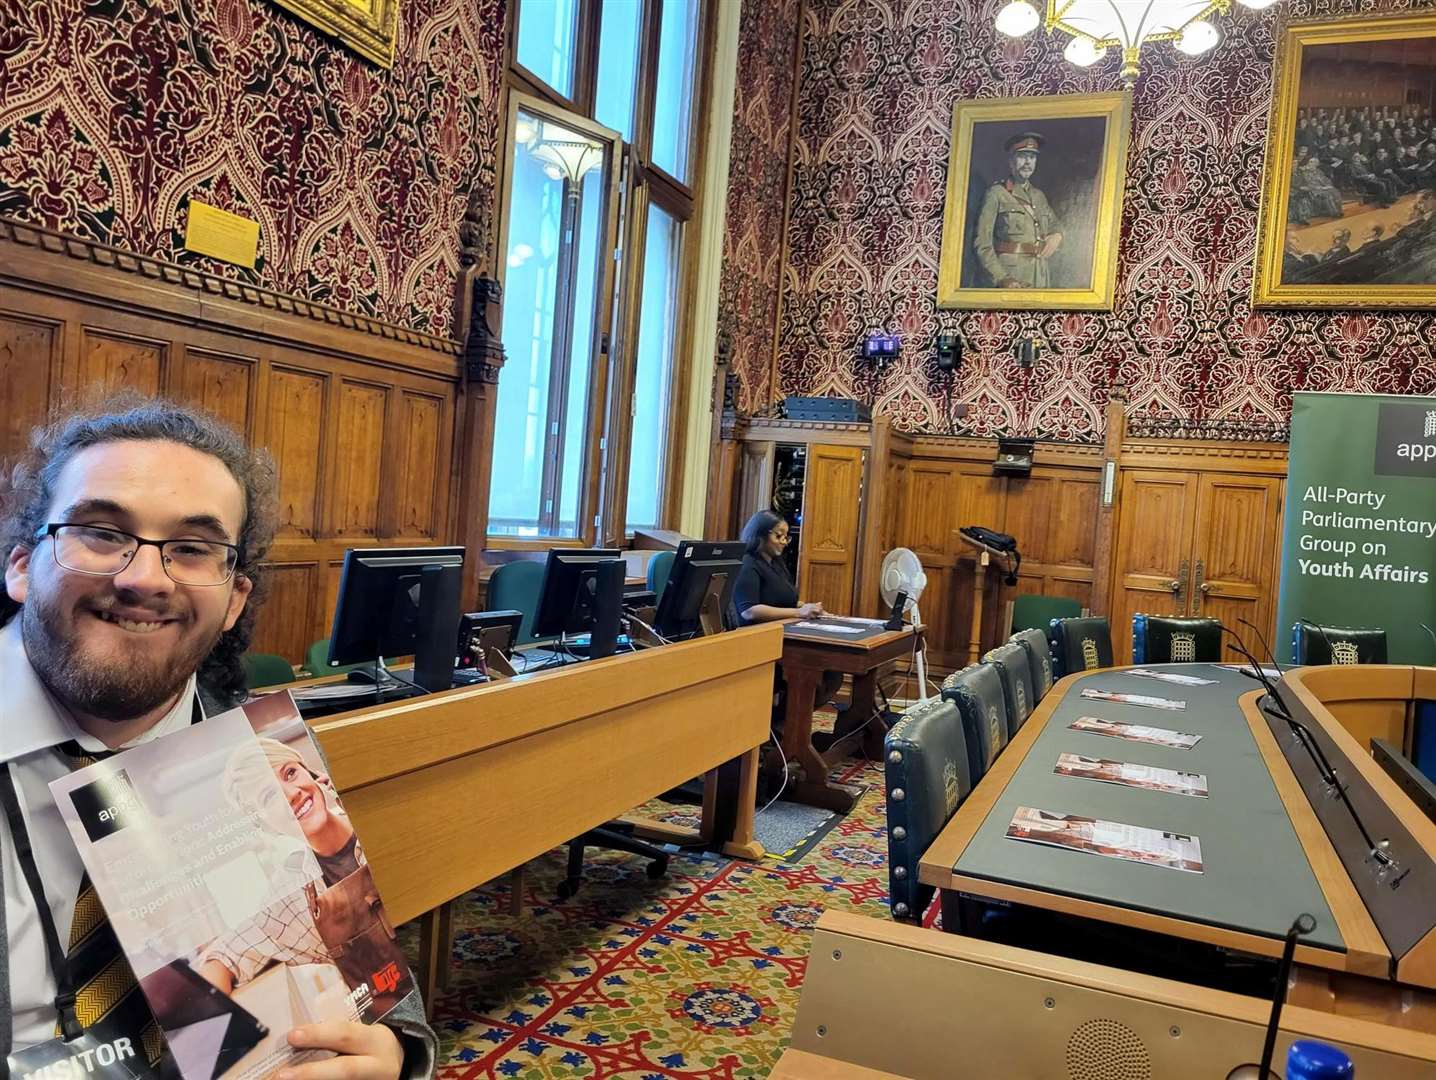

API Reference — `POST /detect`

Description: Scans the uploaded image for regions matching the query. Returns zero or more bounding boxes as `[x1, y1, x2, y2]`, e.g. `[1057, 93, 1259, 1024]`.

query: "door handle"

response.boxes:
[1194, 559, 1208, 613]
[1172, 558, 1188, 610]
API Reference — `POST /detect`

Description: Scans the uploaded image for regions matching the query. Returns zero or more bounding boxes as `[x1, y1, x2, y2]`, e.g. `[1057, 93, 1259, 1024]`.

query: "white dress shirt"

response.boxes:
[0, 617, 199, 1050]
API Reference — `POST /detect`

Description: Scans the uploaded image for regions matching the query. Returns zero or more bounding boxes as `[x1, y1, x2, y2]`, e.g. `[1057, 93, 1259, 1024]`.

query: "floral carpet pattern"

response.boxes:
[400, 753, 897, 1080]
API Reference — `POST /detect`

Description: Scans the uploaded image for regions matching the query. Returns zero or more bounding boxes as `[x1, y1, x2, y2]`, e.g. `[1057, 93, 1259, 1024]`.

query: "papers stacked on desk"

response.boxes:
[1006, 807, 1204, 874]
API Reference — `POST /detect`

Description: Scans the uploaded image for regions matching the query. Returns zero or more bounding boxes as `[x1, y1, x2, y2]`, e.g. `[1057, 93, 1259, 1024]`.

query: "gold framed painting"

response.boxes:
[937, 92, 1131, 311]
[272, 0, 400, 68]
[1253, 14, 1436, 308]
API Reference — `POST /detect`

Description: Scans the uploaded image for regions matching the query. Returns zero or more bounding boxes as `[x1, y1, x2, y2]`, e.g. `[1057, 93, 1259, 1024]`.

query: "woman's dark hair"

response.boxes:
[0, 393, 279, 708]
[740, 509, 786, 558]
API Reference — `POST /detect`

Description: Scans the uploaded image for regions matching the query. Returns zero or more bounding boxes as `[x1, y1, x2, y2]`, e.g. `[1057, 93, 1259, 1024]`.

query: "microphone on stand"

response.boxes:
[1226, 913, 1317, 1080]
[1220, 624, 1396, 873]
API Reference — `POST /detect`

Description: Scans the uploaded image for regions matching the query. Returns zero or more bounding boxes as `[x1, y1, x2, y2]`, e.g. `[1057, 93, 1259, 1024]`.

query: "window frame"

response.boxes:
[497, 0, 715, 548]
[486, 90, 625, 550]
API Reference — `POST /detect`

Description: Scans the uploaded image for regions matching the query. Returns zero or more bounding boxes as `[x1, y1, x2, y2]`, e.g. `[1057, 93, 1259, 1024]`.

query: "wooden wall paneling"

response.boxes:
[76, 326, 167, 401]
[393, 389, 446, 539]
[329, 379, 389, 540]
[798, 443, 863, 614]
[176, 345, 259, 439]
[0, 307, 61, 462]
[1191, 473, 1284, 660]
[1108, 470, 1199, 664]
[902, 460, 961, 667]
[265, 366, 330, 541]
[737, 440, 776, 524]
[250, 561, 320, 663]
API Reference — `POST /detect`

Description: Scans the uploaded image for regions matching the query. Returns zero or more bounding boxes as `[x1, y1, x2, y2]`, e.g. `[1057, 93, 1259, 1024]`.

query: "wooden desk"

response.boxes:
[779, 620, 920, 813]
[773, 911, 1436, 1078]
[308, 624, 782, 1004]
[919, 664, 1391, 980]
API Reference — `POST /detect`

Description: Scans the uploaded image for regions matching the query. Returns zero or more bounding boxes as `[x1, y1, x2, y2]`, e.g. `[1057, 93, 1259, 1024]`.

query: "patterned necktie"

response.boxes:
[55, 740, 166, 1068]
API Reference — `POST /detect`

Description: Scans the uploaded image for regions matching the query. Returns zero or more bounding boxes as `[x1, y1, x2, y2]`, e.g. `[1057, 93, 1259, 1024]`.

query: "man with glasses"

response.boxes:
[0, 397, 435, 1076]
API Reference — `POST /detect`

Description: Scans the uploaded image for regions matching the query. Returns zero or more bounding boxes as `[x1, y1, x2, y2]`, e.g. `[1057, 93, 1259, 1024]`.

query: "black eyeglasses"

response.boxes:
[36, 523, 241, 587]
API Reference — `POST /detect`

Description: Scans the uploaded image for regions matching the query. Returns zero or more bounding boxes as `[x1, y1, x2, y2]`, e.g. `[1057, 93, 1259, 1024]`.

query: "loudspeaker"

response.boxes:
[588, 559, 625, 659]
[936, 334, 962, 372]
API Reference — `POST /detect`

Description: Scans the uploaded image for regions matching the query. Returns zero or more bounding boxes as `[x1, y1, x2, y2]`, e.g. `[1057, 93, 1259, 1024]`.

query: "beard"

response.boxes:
[21, 591, 223, 723]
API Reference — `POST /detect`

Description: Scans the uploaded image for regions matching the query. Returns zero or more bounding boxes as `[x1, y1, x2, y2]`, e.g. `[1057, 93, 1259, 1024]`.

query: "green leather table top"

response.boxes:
[954, 664, 1343, 952]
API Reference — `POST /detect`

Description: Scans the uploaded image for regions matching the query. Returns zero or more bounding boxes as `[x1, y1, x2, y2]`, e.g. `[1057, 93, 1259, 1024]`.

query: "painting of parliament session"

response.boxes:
[937, 92, 1130, 311]
[1253, 14, 1436, 307]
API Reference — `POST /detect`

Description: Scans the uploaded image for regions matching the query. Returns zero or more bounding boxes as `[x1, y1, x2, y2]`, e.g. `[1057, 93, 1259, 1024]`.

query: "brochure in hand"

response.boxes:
[1068, 715, 1202, 749]
[1079, 687, 1186, 711]
[1055, 752, 1209, 798]
[48, 691, 414, 1080]
[1006, 806, 1205, 874]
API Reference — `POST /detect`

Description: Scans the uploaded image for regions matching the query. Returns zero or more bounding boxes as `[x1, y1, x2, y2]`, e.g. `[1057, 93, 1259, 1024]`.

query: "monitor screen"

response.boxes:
[654, 541, 745, 639]
[327, 546, 465, 669]
[531, 549, 622, 639]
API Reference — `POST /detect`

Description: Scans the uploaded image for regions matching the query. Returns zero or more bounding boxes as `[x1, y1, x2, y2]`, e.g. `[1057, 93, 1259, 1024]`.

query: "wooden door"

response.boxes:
[1108, 471, 1199, 664]
[799, 444, 864, 614]
[1190, 474, 1284, 661]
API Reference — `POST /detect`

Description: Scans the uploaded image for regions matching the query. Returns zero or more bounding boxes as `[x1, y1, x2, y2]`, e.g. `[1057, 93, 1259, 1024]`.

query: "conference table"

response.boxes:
[919, 663, 1391, 979]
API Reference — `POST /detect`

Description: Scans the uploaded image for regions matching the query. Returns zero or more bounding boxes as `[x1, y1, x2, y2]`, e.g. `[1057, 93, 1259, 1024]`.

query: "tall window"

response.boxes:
[494, 0, 709, 544]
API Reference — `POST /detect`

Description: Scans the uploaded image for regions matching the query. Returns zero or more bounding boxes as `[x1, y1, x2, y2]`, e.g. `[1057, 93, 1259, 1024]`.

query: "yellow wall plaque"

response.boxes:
[184, 200, 260, 269]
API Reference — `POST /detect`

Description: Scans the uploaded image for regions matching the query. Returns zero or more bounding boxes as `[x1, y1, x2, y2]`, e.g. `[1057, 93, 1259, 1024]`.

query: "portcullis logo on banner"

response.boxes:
[1375, 403, 1436, 477]
[69, 769, 147, 842]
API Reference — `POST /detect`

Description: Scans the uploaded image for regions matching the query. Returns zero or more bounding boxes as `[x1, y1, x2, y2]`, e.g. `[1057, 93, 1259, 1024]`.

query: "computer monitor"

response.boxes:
[326, 546, 465, 692]
[531, 548, 623, 644]
[654, 541, 745, 639]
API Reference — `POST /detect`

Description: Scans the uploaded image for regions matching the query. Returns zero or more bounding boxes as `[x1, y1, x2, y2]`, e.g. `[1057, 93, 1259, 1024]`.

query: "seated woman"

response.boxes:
[732, 508, 824, 625]
[733, 509, 842, 723]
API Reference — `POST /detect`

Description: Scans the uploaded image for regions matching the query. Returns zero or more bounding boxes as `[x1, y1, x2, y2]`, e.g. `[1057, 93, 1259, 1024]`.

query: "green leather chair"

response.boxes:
[884, 697, 972, 921]
[983, 641, 1037, 737]
[939, 663, 1010, 784]
[1132, 615, 1222, 664]
[1010, 593, 1081, 635]
[646, 550, 676, 604]
[1292, 620, 1387, 665]
[242, 652, 296, 690]
[488, 560, 548, 646]
[1048, 616, 1114, 678]
[1010, 627, 1055, 699]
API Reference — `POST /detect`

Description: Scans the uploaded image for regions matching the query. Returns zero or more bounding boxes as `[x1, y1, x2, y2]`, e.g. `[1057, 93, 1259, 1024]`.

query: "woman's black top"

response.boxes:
[733, 553, 798, 624]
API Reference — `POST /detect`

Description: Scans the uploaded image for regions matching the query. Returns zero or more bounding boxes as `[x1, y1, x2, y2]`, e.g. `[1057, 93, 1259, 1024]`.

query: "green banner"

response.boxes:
[1277, 391, 1436, 665]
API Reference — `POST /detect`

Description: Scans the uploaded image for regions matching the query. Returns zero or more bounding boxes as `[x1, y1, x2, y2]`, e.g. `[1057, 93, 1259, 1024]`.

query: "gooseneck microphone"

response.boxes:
[1220, 623, 1395, 872]
[1256, 913, 1318, 1080]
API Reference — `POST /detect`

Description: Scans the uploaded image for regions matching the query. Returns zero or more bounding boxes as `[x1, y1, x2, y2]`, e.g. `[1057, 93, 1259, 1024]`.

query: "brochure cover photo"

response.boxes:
[1054, 752, 1210, 798]
[1006, 806, 1205, 873]
[1068, 715, 1203, 749]
[49, 692, 413, 1080]
[1079, 687, 1186, 711]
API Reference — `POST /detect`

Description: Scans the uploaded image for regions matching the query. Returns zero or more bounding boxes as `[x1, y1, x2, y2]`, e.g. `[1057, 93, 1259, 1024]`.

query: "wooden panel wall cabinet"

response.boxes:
[0, 219, 467, 664]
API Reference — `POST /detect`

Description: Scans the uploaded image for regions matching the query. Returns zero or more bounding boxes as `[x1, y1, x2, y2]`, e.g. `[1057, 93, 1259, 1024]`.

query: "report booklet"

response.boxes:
[1068, 715, 1202, 749]
[49, 691, 414, 1080]
[1054, 752, 1209, 798]
[1079, 687, 1186, 711]
[1006, 806, 1205, 874]
[1125, 668, 1218, 687]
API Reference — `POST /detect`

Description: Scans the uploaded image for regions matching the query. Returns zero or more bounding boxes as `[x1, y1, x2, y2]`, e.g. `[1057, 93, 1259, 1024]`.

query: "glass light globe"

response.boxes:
[1063, 35, 1106, 67]
[995, 0, 1040, 37]
[1176, 19, 1219, 56]
[1236, 0, 1280, 8]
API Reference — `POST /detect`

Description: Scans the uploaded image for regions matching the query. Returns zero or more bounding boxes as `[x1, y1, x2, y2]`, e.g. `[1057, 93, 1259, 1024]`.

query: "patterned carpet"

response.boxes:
[399, 750, 899, 1080]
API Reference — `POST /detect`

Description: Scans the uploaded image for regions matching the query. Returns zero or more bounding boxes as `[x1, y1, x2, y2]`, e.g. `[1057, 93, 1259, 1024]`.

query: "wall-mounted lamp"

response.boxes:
[1016, 336, 1045, 368]
[935, 334, 962, 373]
[862, 332, 901, 368]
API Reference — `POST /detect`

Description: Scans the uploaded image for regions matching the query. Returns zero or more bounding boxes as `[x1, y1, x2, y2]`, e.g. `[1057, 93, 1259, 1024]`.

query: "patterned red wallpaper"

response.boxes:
[718, 0, 804, 414]
[775, 0, 1436, 440]
[0, 0, 505, 339]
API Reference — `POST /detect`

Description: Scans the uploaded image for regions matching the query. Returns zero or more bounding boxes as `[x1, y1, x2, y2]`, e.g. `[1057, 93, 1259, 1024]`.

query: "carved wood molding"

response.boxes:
[910, 435, 1104, 470]
[1120, 438, 1290, 475]
[0, 216, 461, 359]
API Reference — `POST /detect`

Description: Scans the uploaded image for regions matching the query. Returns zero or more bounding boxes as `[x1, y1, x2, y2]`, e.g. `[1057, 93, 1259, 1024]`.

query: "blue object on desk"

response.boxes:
[1286, 1040, 1353, 1078]
[1413, 699, 1436, 784]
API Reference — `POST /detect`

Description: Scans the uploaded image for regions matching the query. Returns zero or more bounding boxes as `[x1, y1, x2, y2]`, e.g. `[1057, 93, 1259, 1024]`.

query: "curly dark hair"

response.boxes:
[0, 394, 278, 708]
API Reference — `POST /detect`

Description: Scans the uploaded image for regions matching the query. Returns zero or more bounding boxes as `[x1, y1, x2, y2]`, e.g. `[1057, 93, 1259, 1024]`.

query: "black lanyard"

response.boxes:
[0, 762, 82, 1040]
[0, 696, 205, 1042]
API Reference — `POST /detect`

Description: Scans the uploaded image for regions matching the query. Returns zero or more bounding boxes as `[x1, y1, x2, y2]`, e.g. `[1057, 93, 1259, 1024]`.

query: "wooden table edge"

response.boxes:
[1239, 688, 1391, 977]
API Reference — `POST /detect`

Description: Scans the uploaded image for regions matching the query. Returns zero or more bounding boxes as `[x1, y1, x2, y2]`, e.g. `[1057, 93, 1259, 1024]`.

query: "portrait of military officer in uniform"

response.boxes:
[938, 93, 1131, 310]
[973, 132, 1064, 289]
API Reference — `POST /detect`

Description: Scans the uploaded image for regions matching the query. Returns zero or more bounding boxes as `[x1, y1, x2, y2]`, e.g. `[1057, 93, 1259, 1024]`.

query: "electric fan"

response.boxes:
[879, 547, 930, 702]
